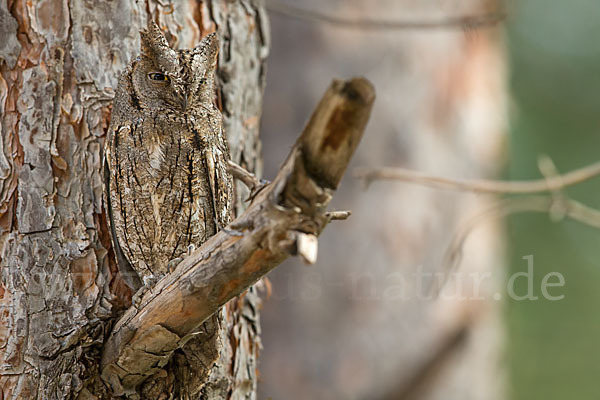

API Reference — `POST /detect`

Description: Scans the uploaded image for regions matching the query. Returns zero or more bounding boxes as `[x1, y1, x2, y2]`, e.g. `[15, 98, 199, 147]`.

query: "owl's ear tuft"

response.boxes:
[196, 32, 219, 68]
[140, 20, 170, 59]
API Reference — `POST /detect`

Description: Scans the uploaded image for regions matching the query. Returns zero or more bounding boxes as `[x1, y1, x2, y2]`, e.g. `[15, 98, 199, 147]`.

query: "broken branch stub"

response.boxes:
[101, 77, 375, 395]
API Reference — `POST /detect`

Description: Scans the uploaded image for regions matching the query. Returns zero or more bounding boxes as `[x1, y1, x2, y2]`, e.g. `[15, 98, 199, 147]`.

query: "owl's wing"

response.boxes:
[103, 124, 142, 291]
[205, 123, 234, 231]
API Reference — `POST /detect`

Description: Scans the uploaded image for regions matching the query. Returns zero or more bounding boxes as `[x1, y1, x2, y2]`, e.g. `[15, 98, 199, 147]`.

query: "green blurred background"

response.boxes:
[508, 0, 600, 398]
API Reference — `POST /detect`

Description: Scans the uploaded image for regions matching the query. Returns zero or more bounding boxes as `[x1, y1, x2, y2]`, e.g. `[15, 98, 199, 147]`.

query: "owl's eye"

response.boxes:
[148, 72, 170, 82]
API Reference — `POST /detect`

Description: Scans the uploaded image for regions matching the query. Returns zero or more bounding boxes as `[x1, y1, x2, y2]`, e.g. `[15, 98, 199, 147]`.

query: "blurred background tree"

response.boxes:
[259, 0, 600, 399]
[260, 0, 506, 399]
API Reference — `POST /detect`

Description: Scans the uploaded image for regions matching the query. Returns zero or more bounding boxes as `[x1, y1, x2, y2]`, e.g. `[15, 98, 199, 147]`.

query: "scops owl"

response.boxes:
[104, 21, 233, 292]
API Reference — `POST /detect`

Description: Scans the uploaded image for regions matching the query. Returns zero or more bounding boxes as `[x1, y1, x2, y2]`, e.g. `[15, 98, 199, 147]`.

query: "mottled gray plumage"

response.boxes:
[104, 21, 233, 291]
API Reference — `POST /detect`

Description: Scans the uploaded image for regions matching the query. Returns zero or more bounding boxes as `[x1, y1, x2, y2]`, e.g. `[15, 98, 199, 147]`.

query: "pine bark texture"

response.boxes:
[0, 0, 268, 398]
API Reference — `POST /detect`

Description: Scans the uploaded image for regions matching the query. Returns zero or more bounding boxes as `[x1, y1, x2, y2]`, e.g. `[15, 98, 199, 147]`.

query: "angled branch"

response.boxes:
[101, 78, 375, 395]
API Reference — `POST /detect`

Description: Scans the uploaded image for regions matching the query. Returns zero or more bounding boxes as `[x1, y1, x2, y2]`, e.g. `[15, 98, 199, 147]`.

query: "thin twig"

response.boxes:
[537, 155, 569, 221]
[267, 0, 505, 31]
[431, 195, 600, 295]
[228, 160, 271, 202]
[228, 160, 261, 189]
[325, 210, 351, 221]
[354, 161, 600, 194]
[357, 160, 600, 294]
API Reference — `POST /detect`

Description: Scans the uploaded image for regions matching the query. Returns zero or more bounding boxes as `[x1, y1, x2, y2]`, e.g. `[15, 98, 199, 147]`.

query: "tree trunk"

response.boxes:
[0, 0, 268, 398]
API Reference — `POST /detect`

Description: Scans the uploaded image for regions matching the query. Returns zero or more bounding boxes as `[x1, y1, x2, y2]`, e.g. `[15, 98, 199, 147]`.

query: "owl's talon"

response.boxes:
[167, 257, 184, 273]
[187, 244, 195, 256]
[132, 274, 164, 308]
[132, 285, 150, 309]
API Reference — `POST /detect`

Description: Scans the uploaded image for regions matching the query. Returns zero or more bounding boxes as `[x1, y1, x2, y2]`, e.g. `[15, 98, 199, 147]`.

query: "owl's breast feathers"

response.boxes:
[104, 111, 233, 284]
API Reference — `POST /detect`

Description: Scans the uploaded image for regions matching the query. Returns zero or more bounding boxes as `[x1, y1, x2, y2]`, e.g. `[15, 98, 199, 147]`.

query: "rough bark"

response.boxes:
[0, 0, 268, 398]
